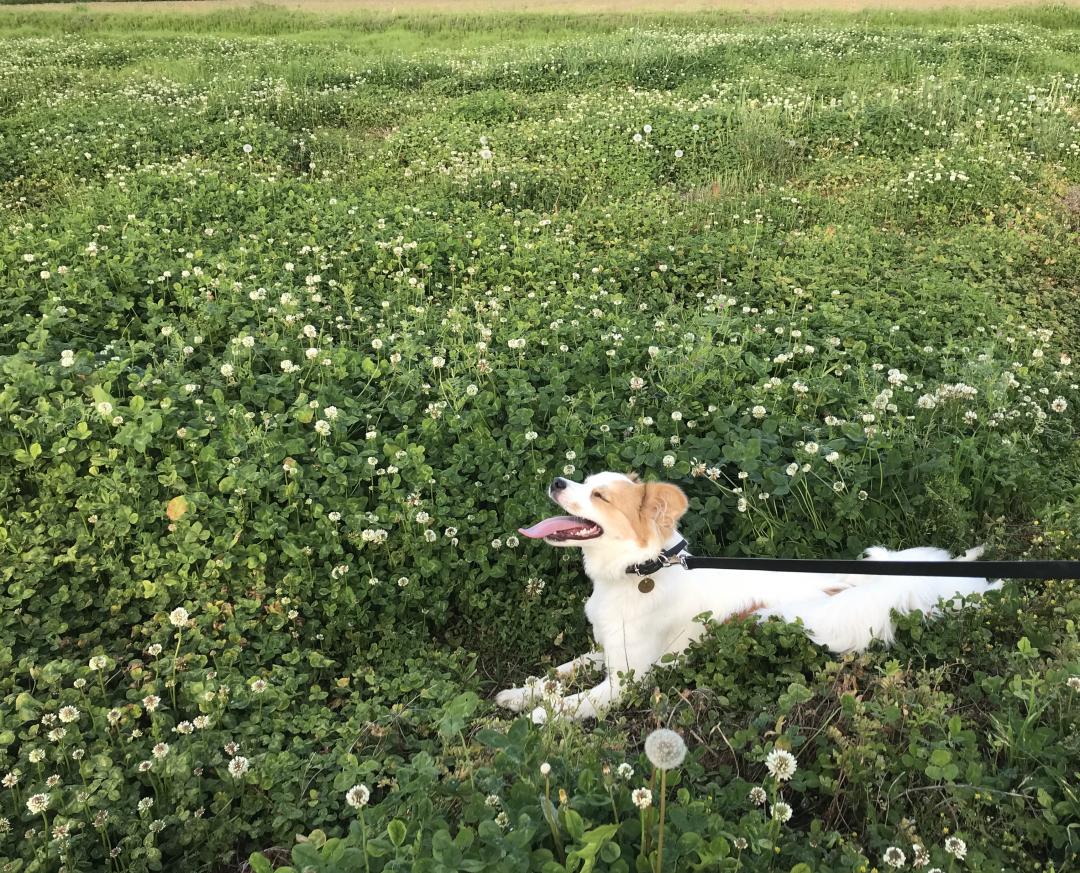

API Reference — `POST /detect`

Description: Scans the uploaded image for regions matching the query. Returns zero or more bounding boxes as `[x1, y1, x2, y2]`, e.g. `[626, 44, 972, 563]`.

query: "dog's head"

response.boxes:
[518, 472, 689, 560]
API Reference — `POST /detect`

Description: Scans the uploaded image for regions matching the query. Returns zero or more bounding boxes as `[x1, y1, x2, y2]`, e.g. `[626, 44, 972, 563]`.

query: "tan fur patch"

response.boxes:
[726, 602, 766, 623]
[602, 479, 689, 547]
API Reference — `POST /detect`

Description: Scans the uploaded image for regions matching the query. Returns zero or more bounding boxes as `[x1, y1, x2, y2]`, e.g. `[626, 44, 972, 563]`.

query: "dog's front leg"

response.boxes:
[554, 651, 603, 679]
[531, 673, 622, 724]
[495, 650, 604, 713]
[494, 677, 544, 713]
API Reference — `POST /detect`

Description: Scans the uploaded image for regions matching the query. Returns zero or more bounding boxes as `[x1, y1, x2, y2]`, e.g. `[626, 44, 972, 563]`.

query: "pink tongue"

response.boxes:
[518, 516, 588, 539]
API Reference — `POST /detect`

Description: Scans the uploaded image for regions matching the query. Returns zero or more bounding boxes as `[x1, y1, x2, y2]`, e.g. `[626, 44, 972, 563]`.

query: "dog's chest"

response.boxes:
[585, 578, 680, 641]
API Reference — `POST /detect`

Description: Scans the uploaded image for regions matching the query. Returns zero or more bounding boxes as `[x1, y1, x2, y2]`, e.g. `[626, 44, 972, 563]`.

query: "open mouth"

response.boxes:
[518, 515, 604, 542]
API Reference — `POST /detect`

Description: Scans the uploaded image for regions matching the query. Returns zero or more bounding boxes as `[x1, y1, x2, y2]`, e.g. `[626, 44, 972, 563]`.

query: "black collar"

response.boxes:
[626, 539, 688, 576]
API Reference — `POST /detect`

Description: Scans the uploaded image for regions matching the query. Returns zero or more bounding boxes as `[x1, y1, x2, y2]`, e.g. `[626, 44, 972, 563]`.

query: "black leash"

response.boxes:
[627, 540, 1080, 579]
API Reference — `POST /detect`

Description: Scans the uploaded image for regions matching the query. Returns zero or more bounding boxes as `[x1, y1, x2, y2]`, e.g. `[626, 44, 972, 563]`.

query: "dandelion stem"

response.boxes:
[359, 809, 371, 873]
[655, 768, 668, 873]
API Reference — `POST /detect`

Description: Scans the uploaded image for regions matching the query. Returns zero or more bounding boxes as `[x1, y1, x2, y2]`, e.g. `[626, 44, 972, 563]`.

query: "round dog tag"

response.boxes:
[637, 577, 655, 594]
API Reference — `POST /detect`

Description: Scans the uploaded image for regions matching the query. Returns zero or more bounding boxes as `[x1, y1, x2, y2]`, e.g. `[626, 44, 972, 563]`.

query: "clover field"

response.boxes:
[1, 6, 1080, 873]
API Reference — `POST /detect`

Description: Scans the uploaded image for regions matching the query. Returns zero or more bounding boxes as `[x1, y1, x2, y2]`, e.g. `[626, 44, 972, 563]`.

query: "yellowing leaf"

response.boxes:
[166, 495, 189, 521]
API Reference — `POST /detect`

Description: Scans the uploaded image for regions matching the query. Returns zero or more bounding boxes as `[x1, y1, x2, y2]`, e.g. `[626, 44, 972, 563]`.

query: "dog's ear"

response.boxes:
[640, 482, 689, 538]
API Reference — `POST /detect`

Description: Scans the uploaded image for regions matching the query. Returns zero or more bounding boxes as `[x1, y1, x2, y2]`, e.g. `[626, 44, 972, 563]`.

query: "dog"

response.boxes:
[495, 471, 999, 723]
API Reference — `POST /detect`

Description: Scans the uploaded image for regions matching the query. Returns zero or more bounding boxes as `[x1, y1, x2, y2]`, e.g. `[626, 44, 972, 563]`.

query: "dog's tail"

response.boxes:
[758, 545, 1001, 652]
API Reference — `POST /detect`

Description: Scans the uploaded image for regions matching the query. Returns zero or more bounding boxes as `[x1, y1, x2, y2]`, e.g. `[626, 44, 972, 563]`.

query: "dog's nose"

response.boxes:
[550, 477, 567, 492]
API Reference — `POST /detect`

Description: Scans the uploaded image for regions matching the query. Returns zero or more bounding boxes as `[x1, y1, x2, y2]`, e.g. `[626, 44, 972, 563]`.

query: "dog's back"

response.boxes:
[756, 545, 1000, 651]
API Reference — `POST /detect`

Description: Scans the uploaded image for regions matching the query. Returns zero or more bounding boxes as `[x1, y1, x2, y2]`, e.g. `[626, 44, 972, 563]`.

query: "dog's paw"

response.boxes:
[530, 705, 549, 725]
[494, 687, 531, 712]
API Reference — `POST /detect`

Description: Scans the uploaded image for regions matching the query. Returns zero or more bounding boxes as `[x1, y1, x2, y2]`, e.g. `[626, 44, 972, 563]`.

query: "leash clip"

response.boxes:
[661, 551, 689, 570]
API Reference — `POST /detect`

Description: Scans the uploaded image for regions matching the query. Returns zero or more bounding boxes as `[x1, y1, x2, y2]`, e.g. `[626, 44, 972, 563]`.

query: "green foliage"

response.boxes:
[0, 8, 1079, 873]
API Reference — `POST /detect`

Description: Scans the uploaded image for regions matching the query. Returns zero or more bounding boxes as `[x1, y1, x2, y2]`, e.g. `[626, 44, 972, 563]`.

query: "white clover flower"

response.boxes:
[765, 749, 797, 781]
[1068, 676, 1080, 691]
[315, 420, 331, 436]
[29, 749, 45, 764]
[771, 801, 792, 823]
[27, 794, 50, 815]
[152, 743, 169, 759]
[138, 797, 154, 812]
[220, 363, 234, 378]
[749, 786, 767, 805]
[1051, 397, 1067, 413]
[168, 607, 189, 628]
[825, 451, 840, 463]
[250, 679, 268, 694]
[143, 695, 161, 711]
[786, 463, 799, 476]
[540, 762, 551, 777]
[346, 784, 370, 808]
[662, 455, 676, 468]
[629, 376, 644, 390]
[96, 401, 113, 417]
[58, 706, 80, 724]
[1, 771, 20, 788]
[945, 837, 967, 859]
[631, 788, 652, 809]
[228, 757, 249, 778]
[883, 846, 906, 868]
[60, 350, 75, 367]
[616, 763, 634, 780]
[803, 442, 819, 454]
[752, 405, 767, 419]
[644, 729, 687, 770]
[89, 655, 108, 671]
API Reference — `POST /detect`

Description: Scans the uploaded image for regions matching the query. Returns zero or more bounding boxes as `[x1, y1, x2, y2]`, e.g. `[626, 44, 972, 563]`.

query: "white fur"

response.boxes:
[495, 472, 1000, 723]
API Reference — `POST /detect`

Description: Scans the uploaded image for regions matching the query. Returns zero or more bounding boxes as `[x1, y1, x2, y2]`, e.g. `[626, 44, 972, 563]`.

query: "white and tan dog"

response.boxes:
[495, 471, 997, 723]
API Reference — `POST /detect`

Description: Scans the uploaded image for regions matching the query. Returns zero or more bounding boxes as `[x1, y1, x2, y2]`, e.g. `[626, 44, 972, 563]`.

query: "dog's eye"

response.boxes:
[592, 491, 607, 502]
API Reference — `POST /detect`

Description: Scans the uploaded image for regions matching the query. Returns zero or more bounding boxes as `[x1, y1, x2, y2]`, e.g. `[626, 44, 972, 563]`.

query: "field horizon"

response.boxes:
[3, 0, 1080, 15]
